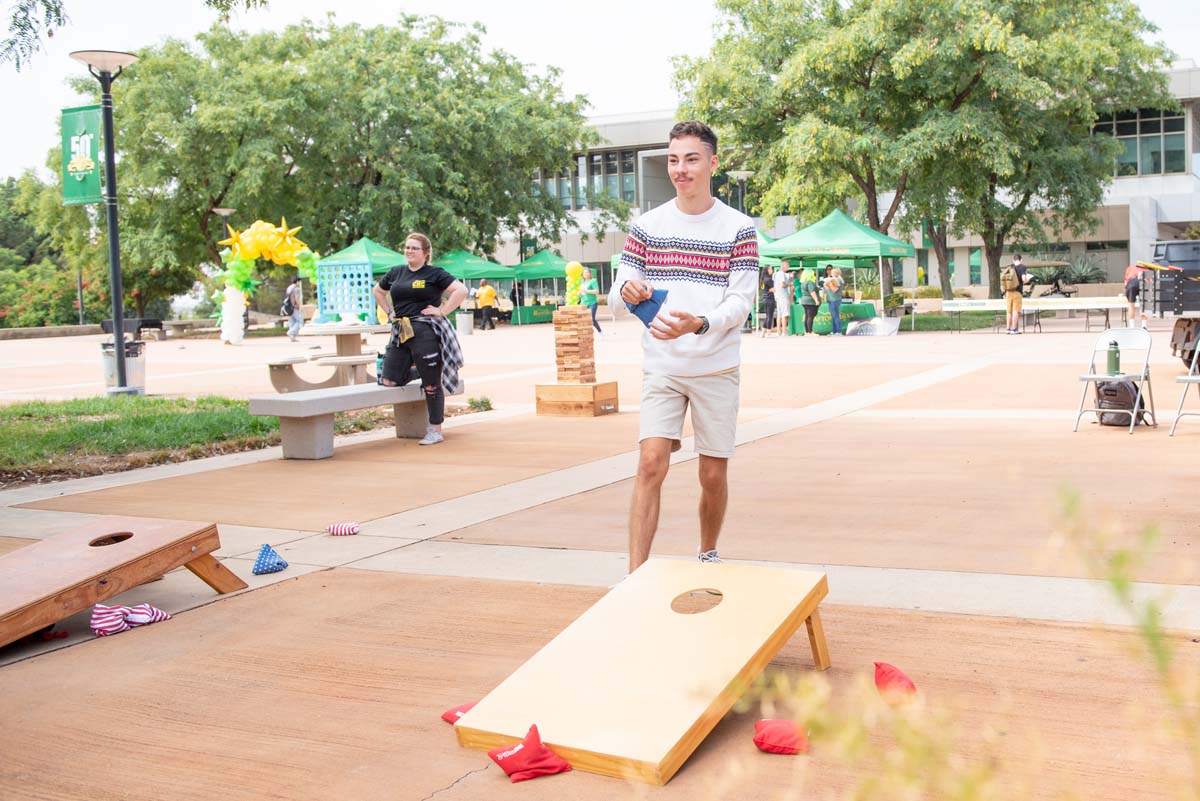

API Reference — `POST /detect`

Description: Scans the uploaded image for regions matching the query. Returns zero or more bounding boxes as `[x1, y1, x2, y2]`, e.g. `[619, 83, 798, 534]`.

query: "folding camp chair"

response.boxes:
[1074, 328, 1157, 434]
[1170, 333, 1200, 436]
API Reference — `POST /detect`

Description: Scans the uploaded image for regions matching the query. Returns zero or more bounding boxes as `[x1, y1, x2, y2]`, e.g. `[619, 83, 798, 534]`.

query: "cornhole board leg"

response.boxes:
[455, 560, 830, 785]
[184, 553, 249, 594]
[0, 516, 247, 649]
[806, 608, 831, 670]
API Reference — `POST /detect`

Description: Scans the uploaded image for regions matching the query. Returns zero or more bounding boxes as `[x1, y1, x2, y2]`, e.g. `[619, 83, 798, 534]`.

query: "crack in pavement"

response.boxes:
[418, 764, 490, 800]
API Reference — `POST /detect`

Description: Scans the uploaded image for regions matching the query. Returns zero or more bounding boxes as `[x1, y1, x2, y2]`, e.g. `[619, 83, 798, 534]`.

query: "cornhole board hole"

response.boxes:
[455, 559, 830, 784]
[0, 516, 247, 649]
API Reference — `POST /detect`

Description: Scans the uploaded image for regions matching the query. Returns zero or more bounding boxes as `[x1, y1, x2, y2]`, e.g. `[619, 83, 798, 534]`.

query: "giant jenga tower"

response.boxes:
[535, 306, 618, 416]
[552, 306, 596, 383]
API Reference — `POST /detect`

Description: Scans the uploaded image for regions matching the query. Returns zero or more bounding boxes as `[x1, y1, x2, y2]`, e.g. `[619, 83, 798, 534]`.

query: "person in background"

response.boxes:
[824, 265, 845, 336]
[772, 261, 791, 336]
[284, 276, 304, 341]
[798, 268, 821, 335]
[1124, 263, 1147, 328]
[477, 278, 498, 330]
[372, 232, 469, 446]
[759, 264, 776, 336]
[581, 267, 603, 334]
[1001, 254, 1029, 334]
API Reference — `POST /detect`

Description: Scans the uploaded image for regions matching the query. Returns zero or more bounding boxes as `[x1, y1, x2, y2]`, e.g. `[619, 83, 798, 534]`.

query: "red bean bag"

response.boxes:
[487, 724, 572, 783]
[874, 661, 917, 698]
[441, 701, 477, 724]
[753, 719, 809, 755]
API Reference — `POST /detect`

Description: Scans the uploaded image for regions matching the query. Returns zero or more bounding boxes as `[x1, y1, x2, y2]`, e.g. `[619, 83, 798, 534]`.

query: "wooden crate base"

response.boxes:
[535, 381, 618, 417]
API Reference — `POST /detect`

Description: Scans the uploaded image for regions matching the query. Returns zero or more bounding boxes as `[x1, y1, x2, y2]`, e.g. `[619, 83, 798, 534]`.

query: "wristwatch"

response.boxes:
[695, 316, 710, 335]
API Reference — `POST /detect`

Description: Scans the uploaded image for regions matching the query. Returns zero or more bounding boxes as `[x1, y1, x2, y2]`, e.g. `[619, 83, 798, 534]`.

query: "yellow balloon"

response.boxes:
[565, 261, 583, 280]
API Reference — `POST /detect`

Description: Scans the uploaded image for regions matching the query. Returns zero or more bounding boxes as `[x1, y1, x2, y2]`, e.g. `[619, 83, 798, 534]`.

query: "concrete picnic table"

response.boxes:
[268, 322, 392, 393]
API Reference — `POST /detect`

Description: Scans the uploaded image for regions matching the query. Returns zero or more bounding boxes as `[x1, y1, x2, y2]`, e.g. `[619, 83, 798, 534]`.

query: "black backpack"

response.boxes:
[1096, 380, 1147, 426]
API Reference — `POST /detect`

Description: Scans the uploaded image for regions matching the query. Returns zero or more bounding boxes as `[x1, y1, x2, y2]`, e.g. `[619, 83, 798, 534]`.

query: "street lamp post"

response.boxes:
[213, 207, 237, 240]
[727, 169, 754, 215]
[70, 49, 138, 395]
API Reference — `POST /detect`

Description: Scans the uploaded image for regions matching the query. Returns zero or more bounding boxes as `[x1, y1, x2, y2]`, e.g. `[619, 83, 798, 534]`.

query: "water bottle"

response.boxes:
[1106, 340, 1120, 374]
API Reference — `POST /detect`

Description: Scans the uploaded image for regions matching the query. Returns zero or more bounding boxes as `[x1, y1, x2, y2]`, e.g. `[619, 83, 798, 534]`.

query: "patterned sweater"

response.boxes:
[609, 198, 759, 376]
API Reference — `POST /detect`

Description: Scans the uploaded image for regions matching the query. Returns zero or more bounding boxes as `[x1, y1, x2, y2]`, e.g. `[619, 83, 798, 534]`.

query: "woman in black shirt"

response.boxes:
[372, 233, 468, 445]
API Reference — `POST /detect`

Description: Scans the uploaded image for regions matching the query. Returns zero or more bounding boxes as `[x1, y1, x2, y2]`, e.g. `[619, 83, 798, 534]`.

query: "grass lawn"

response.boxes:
[903, 311, 1000, 332]
[0, 396, 392, 485]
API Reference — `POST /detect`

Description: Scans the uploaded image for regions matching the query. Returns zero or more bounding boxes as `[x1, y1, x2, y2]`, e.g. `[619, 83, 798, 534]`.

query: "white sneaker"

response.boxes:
[698, 549, 722, 563]
[418, 428, 444, 446]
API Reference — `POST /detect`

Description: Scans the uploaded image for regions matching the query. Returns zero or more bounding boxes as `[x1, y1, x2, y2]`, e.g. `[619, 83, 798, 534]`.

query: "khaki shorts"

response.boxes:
[1006, 291, 1023, 315]
[639, 370, 740, 458]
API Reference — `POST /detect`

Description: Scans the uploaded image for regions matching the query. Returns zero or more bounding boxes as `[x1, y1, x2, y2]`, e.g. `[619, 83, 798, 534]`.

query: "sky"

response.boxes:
[0, 0, 1196, 180]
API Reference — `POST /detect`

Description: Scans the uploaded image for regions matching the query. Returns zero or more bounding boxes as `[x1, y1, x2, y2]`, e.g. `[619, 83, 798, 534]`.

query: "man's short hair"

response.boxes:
[669, 120, 718, 154]
[1013, 254, 1023, 260]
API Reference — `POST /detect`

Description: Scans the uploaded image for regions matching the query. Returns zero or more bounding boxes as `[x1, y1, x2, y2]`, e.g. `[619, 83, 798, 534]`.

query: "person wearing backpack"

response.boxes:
[1001, 254, 1027, 334]
[282, 276, 304, 341]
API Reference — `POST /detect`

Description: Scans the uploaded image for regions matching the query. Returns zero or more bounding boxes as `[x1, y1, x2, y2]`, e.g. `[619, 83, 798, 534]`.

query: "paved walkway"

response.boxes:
[2, 315, 1196, 663]
[1, 316, 1197, 799]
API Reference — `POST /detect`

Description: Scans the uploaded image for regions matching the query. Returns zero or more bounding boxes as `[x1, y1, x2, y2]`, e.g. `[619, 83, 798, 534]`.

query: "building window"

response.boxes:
[574, 149, 641, 208]
[1096, 109, 1187, 176]
[1085, 240, 1130, 251]
[590, 154, 603, 196]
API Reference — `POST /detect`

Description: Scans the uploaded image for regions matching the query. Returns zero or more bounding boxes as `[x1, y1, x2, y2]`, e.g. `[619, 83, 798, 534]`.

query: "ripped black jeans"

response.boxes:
[381, 319, 444, 425]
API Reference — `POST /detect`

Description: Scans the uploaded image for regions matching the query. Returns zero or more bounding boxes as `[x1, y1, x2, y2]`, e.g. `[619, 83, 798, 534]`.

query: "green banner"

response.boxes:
[62, 104, 102, 206]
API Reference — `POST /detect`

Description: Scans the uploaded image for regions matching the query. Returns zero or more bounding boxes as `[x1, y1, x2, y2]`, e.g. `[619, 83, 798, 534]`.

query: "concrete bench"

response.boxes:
[248, 381, 465, 459]
[161, 319, 214, 338]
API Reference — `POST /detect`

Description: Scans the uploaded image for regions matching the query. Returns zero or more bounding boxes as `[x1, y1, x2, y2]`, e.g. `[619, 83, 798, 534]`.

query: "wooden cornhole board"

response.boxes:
[455, 559, 830, 785]
[0, 516, 247, 649]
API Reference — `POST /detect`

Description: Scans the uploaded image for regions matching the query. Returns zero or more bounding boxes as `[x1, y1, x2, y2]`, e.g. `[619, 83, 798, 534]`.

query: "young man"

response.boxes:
[609, 120, 758, 573]
[1002, 254, 1028, 334]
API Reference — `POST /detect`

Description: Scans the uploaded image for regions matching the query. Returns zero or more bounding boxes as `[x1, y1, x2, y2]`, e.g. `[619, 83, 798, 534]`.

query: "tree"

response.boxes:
[942, 1, 1173, 296]
[678, 0, 1173, 298]
[59, 16, 617, 288]
[1, 0, 266, 71]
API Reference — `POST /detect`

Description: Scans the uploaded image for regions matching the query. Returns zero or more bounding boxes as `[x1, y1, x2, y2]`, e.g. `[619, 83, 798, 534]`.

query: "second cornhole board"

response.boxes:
[455, 559, 830, 784]
[0, 515, 247, 649]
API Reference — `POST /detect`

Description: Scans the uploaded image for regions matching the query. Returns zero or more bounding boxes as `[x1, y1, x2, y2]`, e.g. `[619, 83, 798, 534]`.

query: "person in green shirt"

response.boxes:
[798, 268, 821, 335]
[581, 267, 602, 334]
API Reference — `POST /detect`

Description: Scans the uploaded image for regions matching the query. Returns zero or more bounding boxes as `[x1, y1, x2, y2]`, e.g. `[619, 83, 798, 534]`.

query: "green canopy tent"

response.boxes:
[761, 209, 914, 302]
[434, 250, 515, 281]
[515, 249, 569, 280]
[319, 237, 407, 276]
[756, 230, 781, 268]
[513, 249, 571, 312]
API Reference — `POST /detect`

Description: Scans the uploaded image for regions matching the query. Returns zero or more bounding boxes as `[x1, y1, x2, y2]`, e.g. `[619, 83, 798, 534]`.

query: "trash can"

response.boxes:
[455, 308, 474, 337]
[101, 339, 146, 394]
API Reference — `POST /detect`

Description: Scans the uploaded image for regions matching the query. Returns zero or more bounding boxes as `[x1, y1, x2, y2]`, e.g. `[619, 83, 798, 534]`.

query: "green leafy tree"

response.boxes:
[678, 0, 1173, 298]
[943, 0, 1172, 296]
[0, 0, 266, 70]
[60, 16, 617, 288]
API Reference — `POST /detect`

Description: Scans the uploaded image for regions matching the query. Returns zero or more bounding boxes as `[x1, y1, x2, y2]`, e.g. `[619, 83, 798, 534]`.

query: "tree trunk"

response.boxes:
[984, 242, 1004, 299]
[926, 217, 954, 301]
